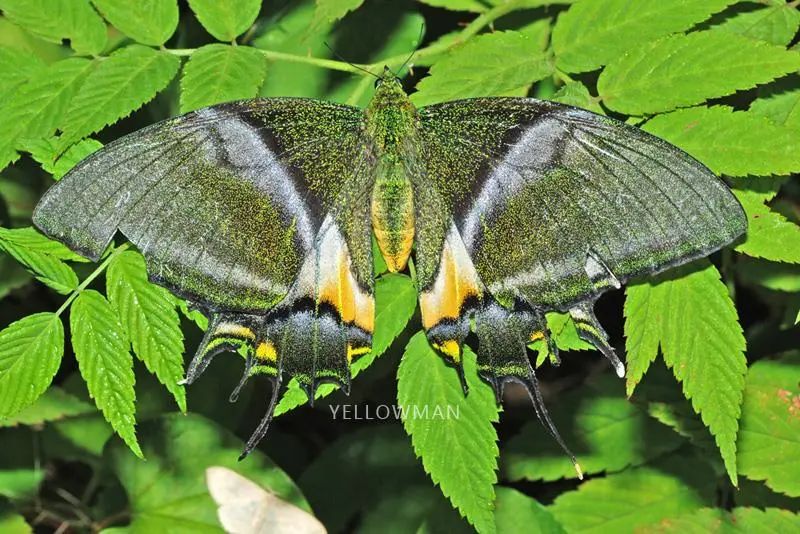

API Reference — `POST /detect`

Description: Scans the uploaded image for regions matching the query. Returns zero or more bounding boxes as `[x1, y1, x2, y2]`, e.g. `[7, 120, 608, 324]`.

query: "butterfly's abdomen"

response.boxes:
[371, 160, 415, 272]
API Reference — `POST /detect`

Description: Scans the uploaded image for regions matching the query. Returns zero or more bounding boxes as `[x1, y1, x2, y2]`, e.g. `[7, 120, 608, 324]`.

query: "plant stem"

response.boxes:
[55, 243, 130, 316]
[166, 0, 524, 79]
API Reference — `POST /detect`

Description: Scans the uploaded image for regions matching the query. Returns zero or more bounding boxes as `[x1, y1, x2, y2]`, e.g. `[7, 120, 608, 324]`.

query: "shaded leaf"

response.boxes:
[107, 250, 186, 412]
[737, 354, 800, 497]
[647, 507, 800, 533]
[0, 232, 78, 294]
[187, 0, 261, 41]
[412, 28, 552, 106]
[107, 414, 309, 531]
[553, 0, 734, 73]
[0, 470, 42, 500]
[552, 81, 604, 114]
[715, 3, 800, 46]
[0, 46, 46, 101]
[623, 261, 747, 485]
[0, 0, 107, 55]
[59, 45, 180, 145]
[503, 375, 684, 482]
[643, 106, 800, 176]
[0, 226, 87, 262]
[24, 136, 103, 179]
[548, 460, 714, 533]
[180, 44, 266, 113]
[495, 487, 565, 534]
[71, 290, 142, 458]
[599, 31, 800, 114]
[92, 0, 179, 46]
[397, 332, 499, 534]
[0, 313, 63, 420]
[750, 87, 800, 129]
[311, 0, 364, 29]
[0, 387, 93, 427]
[734, 187, 800, 264]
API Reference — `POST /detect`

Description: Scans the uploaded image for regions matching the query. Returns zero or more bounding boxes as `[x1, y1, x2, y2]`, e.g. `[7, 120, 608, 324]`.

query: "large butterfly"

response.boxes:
[33, 68, 746, 462]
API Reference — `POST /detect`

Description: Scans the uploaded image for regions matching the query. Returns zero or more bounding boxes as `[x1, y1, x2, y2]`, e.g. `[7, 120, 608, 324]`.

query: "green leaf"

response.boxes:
[274, 272, 417, 416]
[311, 0, 364, 29]
[0, 0, 107, 55]
[750, 87, 800, 129]
[24, 136, 103, 179]
[643, 106, 800, 176]
[495, 487, 565, 534]
[504, 375, 684, 481]
[412, 28, 553, 107]
[0, 226, 87, 262]
[0, 58, 94, 171]
[397, 332, 499, 534]
[107, 413, 309, 531]
[0, 503, 31, 534]
[0, 313, 64, 419]
[734, 187, 800, 264]
[0, 46, 46, 101]
[299, 426, 428, 532]
[0, 469, 42, 500]
[623, 261, 746, 485]
[737, 257, 800, 292]
[415, 0, 491, 11]
[59, 45, 180, 146]
[645, 507, 800, 533]
[107, 250, 186, 412]
[91, 0, 178, 46]
[553, 0, 734, 73]
[548, 461, 713, 533]
[0, 256, 30, 299]
[187, 0, 261, 41]
[0, 387, 93, 427]
[70, 290, 142, 458]
[552, 81, 604, 114]
[714, 3, 800, 46]
[737, 354, 800, 497]
[180, 44, 266, 113]
[0, 231, 79, 294]
[599, 31, 800, 115]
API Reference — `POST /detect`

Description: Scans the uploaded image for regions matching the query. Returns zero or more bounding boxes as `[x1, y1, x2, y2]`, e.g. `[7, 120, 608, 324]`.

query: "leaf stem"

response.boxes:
[55, 243, 130, 317]
[165, 0, 524, 78]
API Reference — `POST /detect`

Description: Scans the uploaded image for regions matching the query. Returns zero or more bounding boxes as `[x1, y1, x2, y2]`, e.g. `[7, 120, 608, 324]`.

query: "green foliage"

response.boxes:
[106, 250, 186, 412]
[398, 332, 500, 533]
[598, 31, 800, 114]
[552, 0, 735, 73]
[0, 313, 63, 419]
[188, 0, 261, 42]
[91, 0, 178, 47]
[625, 261, 747, 484]
[180, 43, 266, 112]
[71, 289, 142, 458]
[737, 354, 800, 497]
[0, 0, 798, 531]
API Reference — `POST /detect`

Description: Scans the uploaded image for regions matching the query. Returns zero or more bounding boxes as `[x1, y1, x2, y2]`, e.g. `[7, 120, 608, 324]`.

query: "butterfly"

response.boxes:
[33, 67, 746, 464]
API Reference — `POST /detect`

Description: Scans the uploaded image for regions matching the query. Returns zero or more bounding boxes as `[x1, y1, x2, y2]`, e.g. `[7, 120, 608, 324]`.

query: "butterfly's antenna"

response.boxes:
[394, 21, 426, 76]
[239, 375, 282, 461]
[521, 374, 584, 480]
[323, 41, 379, 79]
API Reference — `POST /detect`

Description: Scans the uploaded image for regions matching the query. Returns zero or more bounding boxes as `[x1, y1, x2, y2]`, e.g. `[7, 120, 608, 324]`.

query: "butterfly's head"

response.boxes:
[374, 66, 403, 91]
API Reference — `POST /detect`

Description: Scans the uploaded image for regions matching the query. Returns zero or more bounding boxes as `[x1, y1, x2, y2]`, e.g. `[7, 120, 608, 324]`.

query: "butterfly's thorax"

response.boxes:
[365, 77, 419, 272]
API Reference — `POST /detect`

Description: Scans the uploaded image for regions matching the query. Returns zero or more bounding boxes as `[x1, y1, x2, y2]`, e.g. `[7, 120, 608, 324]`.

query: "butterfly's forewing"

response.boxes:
[34, 99, 377, 455]
[415, 98, 745, 395]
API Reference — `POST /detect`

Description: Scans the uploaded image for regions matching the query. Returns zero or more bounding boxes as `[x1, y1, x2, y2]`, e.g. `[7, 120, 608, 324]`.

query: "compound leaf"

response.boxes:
[92, 0, 179, 46]
[0, 313, 63, 420]
[71, 289, 142, 458]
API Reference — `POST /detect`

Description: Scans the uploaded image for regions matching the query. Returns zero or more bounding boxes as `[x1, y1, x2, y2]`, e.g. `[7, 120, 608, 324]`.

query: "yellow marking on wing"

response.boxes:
[433, 340, 461, 364]
[255, 340, 277, 362]
[215, 323, 256, 340]
[529, 331, 545, 342]
[420, 246, 481, 330]
[318, 250, 375, 334]
[347, 344, 371, 363]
